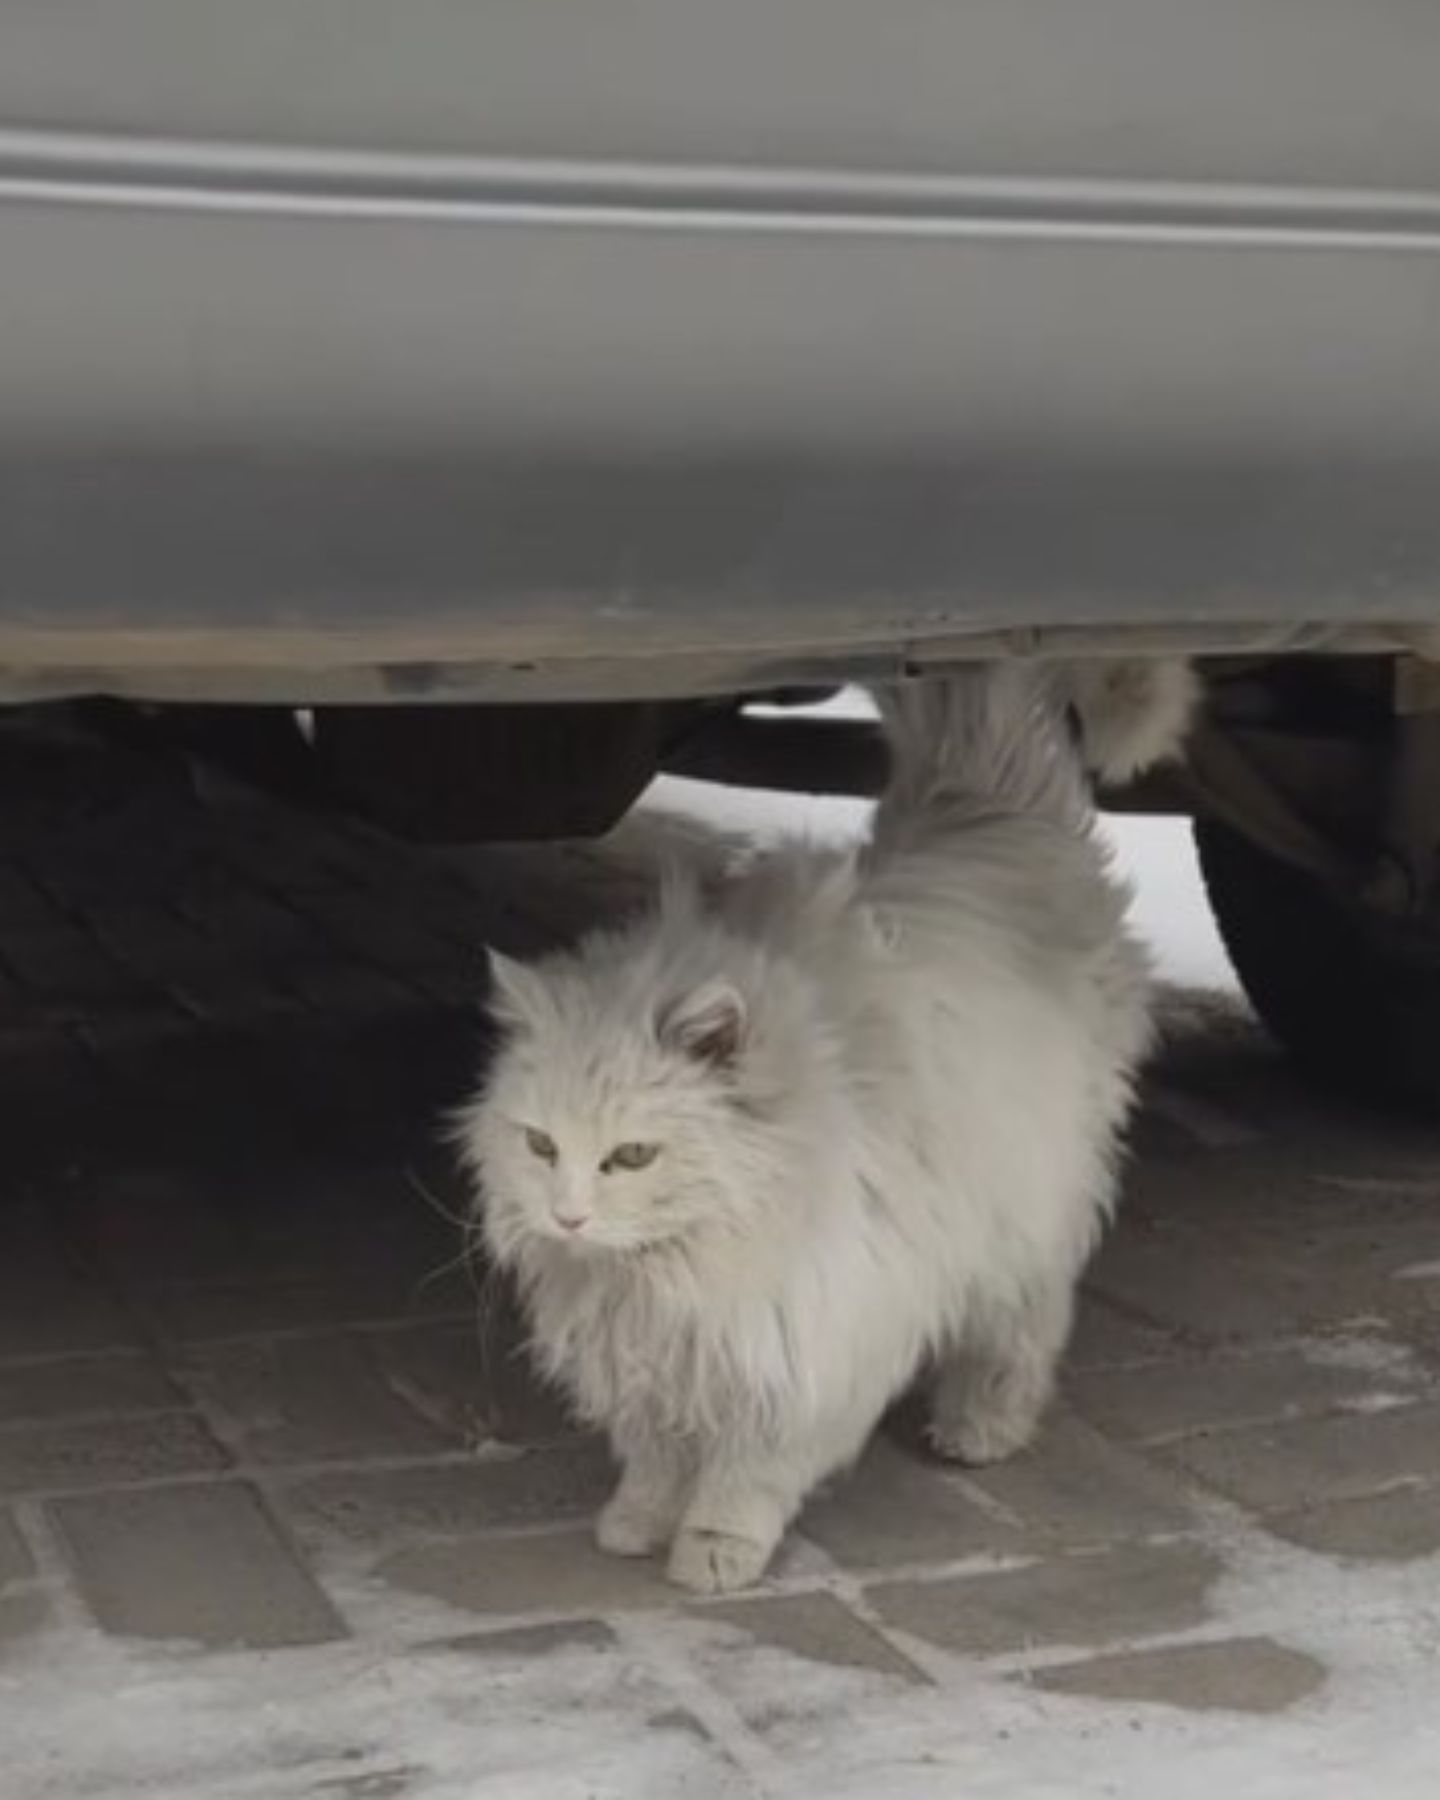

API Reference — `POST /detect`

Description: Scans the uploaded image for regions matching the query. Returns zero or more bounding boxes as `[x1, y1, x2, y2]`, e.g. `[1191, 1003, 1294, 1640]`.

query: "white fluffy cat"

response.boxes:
[459, 660, 1193, 1593]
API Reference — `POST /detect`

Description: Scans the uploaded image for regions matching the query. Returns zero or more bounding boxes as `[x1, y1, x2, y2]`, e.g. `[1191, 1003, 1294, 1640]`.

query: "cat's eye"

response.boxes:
[602, 1142, 660, 1173]
[523, 1127, 558, 1163]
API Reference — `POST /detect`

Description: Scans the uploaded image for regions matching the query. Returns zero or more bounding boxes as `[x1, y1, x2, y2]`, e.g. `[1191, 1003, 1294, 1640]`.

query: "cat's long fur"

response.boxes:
[460, 661, 1188, 1592]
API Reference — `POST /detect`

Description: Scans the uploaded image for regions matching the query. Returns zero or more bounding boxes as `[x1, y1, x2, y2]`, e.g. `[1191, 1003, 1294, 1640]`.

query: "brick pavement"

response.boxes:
[2, 710, 1440, 1794]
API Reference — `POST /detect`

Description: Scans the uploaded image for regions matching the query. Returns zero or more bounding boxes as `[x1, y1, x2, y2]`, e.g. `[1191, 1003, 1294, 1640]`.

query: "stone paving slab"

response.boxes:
[281, 1443, 615, 1554]
[365, 1314, 582, 1448]
[1264, 1482, 1440, 1561]
[180, 1332, 459, 1466]
[0, 1283, 145, 1363]
[1032, 1635, 1327, 1713]
[700, 1592, 928, 1684]
[800, 1437, 1027, 1571]
[379, 1526, 686, 1618]
[426, 1617, 620, 1660]
[959, 1412, 1198, 1547]
[1155, 1398, 1440, 1514]
[49, 1480, 347, 1647]
[1066, 1297, 1184, 1371]
[867, 1542, 1225, 1658]
[0, 1351, 182, 1424]
[0, 1508, 34, 1584]
[1067, 1344, 1412, 1444]
[0, 1410, 229, 1498]
[680, 1594, 931, 1754]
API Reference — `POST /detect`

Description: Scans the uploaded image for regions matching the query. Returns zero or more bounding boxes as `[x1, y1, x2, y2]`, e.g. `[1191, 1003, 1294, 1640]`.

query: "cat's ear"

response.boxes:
[486, 948, 547, 1028]
[657, 979, 746, 1067]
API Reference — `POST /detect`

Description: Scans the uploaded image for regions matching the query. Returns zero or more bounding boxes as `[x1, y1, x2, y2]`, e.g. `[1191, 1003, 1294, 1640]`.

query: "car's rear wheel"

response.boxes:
[1194, 814, 1440, 1117]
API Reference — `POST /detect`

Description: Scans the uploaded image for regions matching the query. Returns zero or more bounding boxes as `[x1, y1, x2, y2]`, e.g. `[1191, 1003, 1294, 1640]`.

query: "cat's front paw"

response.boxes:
[595, 1497, 670, 1559]
[666, 1527, 773, 1594]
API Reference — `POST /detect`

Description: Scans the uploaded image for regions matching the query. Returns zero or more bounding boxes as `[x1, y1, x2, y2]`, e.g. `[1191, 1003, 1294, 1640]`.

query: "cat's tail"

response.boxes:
[1063, 658, 1199, 786]
[873, 657, 1196, 844]
[873, 663, 1085, 847]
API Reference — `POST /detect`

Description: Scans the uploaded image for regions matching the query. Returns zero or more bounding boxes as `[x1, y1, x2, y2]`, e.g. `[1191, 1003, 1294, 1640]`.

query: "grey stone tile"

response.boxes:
[378, 1528, 678, 1616]
[1086, 1235, 1302, 1345]
[868, 1542, 1223, 1658]
[217, 1162, 458, 1276]
[0, 1214, 143, 1360]
[1093, 1180, 1440, 1346]
[0, 1351, 180, 1423]
[367, 1315, 581, 1449]
[704, 1592, 925, 1682]
[1267, 1484, 1440, 1561]
[1158, 1399, 1440, 1513]
[0, 1411, 228, 1496]
[1033, 1636, 1326, 1713]
[139, 1281, 367, 1344]
[181, 1333, 455, 1465]
[50, 1481, 347, 1648]
[281, 1441, 614, 1550]
[1067, 1299, 1180, 1372]
[1069, 1348, 1401, 1444]
[800, 1439, 1025, 1571]
[141, 1274, 467, 1344]
[0, 1510, 34, 1585]
[0, 1286, 143, 1362]
[963, 1413, 1195, 1546]
[689, 1592, 929, 1751]
[70, 1165, 251, 1289]
[424, 1619, 618, 1658]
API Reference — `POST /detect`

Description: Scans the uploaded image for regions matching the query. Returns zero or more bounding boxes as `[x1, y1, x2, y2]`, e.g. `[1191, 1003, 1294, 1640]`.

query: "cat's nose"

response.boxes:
[553, 1208, 590, 1234]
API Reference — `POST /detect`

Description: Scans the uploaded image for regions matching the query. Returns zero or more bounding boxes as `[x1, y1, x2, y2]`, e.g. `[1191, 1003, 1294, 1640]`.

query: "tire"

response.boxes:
[1194, 816, 1440, 1117]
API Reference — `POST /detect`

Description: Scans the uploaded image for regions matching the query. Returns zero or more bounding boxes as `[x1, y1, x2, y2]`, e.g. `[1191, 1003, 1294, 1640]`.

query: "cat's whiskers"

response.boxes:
[404, 1166, 474, 1232]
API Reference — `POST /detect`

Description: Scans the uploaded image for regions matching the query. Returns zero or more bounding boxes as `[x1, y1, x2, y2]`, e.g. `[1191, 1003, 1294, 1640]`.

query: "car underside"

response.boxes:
[5, 4, 1440, 1113]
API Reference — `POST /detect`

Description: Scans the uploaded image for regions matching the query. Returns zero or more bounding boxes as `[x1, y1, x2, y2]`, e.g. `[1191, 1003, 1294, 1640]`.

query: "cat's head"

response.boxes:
[462, 940, 785, 1261]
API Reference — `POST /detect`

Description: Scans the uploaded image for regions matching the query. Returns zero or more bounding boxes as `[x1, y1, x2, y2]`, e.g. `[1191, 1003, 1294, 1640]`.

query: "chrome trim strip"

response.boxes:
[3, 129, 1440, 250]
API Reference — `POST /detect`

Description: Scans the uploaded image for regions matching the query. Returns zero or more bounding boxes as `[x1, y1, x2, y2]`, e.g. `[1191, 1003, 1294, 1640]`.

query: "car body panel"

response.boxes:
[3, 3, 1440, 700]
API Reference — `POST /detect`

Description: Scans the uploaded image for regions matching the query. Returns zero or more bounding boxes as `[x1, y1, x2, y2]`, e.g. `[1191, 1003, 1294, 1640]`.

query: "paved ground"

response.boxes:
[2, 712, 1440, 1798]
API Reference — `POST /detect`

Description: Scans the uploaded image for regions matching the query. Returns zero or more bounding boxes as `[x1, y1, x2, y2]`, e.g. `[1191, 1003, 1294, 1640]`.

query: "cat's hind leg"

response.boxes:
[928, 1279, 1075, 1467]
[596, 1426, 693, 1558]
